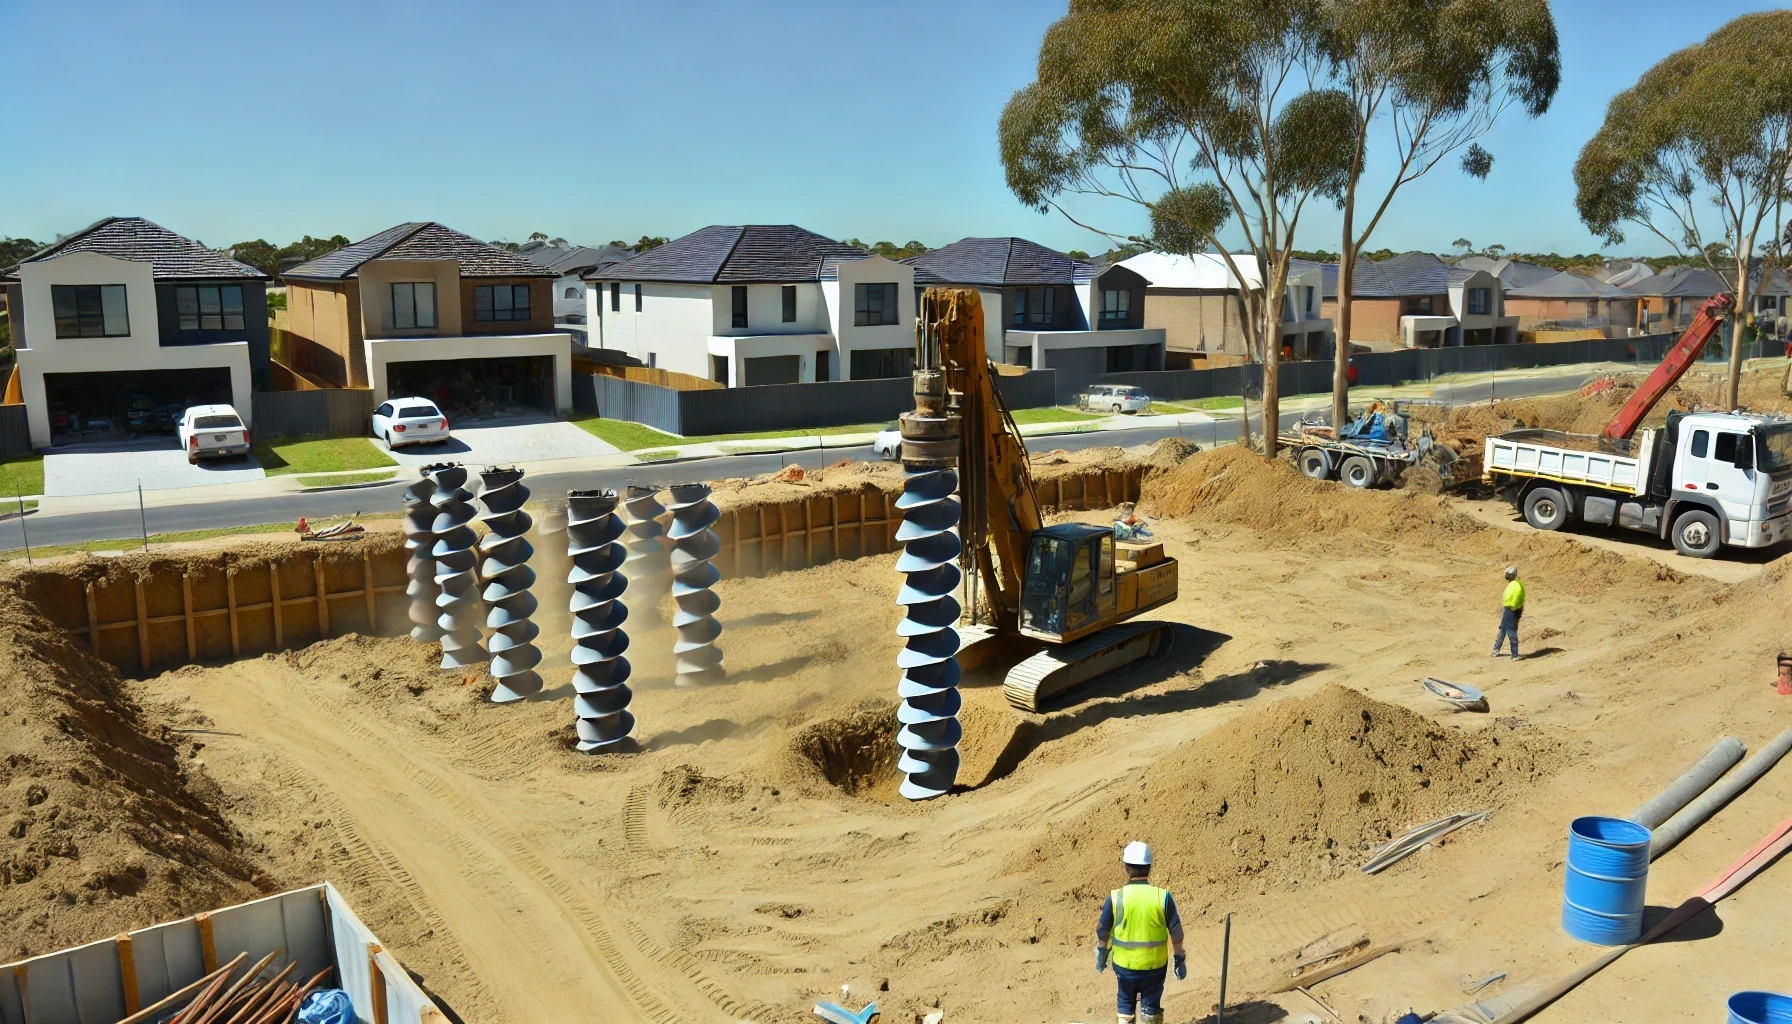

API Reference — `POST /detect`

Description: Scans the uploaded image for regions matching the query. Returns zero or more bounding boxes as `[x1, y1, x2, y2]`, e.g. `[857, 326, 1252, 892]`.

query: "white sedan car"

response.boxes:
[874, 423, 902, 460]
[178, 404, 251, 463]
[372, 397, 451, 449]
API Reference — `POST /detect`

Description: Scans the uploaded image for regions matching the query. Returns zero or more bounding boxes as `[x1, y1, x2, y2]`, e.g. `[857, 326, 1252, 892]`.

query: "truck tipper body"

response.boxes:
[1484, 410, 1792, 557]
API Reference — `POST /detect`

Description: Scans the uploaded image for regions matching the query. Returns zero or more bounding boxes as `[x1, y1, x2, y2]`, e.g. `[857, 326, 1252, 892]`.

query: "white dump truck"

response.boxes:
[1483, 410, 1792, 557]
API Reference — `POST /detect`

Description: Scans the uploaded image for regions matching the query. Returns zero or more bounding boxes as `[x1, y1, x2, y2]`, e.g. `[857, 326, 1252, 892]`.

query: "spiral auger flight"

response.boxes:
[403, 471, 444, 643]
[427, 464, 488, 672]
[478, 466, 541, 703]
[667, 483, 724, 685]
[566, 489, 633, 751]
[894, 465, 964, 800]
[620, 484, 672, 621]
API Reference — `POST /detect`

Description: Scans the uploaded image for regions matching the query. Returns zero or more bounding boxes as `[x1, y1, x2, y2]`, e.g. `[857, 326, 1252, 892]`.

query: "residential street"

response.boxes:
[0, 361, 1618, 554]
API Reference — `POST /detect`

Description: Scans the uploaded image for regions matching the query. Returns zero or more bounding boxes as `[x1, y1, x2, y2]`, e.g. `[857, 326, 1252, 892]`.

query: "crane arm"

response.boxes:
[915, 288, 1041, 629]
[1603, 293, 1734, 440]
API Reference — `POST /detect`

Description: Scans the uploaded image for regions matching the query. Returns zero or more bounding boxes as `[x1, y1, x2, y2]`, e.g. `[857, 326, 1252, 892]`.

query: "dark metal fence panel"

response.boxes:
[994, 369, 1058, 410]
[0, 406, 30, 458]
[676, 377, 911, 436]
[593, 375, 682, 434]
[571, 372, 598, 415]
[251, 389, 376, 439]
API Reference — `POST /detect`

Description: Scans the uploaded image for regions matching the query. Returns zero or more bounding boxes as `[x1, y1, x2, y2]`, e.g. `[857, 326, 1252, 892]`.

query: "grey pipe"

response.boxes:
[1628, 736, 1746, 830]
[1651, 727, 1792, 859]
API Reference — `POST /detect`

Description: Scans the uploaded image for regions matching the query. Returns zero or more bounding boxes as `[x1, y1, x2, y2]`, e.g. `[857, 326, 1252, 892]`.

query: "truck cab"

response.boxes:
[1663, 412, 1792, 549]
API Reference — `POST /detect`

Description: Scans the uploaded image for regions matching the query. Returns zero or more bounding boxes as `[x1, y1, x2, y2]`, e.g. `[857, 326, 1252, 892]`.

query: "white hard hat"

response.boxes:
[1122, 841, 1153, 867]
[1504, 565, 1518, 579]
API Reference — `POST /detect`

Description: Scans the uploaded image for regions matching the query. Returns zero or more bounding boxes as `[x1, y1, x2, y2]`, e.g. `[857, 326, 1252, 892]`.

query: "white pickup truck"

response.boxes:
[1484, 410, 1792, 557]
[178, 404, 251, 463]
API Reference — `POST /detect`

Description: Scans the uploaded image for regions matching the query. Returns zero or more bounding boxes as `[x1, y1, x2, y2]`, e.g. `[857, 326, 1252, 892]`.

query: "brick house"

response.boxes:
[281, 223, 571, 416]
[1116, 251, 1333, 364]
[1504, 271, 1639, 334]
[1328, 251, 1517, 348]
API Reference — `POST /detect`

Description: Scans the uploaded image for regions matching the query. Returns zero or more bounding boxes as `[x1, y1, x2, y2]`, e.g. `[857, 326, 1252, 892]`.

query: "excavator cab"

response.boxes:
[1019, 525, 1117, 641]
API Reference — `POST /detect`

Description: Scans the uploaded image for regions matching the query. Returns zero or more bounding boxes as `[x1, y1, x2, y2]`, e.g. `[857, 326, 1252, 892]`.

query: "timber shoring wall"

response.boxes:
[18, 536, 411, 677]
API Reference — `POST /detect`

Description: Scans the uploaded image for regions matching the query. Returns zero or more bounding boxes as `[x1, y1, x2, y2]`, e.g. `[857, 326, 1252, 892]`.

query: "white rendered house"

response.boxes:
[586, 225, 918, 385]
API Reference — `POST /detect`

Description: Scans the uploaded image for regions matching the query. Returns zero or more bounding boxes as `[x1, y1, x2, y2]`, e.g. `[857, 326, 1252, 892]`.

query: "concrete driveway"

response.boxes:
[376, 418, 619, 467]
[43, 439, 266, 497]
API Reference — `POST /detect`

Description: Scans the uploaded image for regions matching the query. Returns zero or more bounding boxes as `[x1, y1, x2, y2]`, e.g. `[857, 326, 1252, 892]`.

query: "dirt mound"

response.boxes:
[1141, 445, 1483, 543]
[1010, 685, 1562, 907]
[1145, 436, 1203, 471]
[0, 572, 264, 960]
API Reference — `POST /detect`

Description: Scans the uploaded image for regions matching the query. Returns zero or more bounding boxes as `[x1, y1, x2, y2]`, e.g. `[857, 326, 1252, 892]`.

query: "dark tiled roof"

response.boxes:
[1291, 259, 1340, 299]
[905, 237, 1089, 286]
[1346, 251, 1449, 297]
[1505, 271, 1632, 299]
[1, 216, 265, 282]
[587, 225, 867, 283]
[1624, 265, 1728, 298]
[283, 222, 552, 281]
[527, 243, 633, 276]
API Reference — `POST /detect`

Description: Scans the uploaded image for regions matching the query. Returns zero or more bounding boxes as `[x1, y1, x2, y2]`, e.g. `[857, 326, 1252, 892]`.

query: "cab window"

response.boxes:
[1714, 432, 1752, 468]
[1691, 429, 1710, 458]
[1067, 542, 1094, 628]
[377, 403, 393, 417]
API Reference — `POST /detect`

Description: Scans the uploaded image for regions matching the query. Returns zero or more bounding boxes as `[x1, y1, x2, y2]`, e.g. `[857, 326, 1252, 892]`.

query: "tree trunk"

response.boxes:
[1263, 264, 1283, 460]
[1727, 253, 1750, 409]
[1333, 181, 1358, 430]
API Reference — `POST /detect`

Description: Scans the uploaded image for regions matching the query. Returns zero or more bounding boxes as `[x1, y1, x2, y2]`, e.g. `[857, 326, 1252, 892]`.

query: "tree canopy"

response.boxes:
[1574, 9, 1792, 404]
[0, 236, 42, 269]
[227, 235, 351, 278]
[1000, 0, 1361, 453]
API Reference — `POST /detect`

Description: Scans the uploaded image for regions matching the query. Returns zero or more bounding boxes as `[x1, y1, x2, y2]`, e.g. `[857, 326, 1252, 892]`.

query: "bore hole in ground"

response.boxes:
[789, 704, 899, 799]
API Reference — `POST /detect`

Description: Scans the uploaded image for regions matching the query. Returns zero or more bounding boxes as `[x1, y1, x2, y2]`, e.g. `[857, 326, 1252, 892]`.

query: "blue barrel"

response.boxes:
[1729, 992, 1792, 1024]
[1561, 815, 1651, 944]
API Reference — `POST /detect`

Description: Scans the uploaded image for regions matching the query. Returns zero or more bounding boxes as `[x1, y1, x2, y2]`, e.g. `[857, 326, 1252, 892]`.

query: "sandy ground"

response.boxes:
[73, 442, 1784, 1024]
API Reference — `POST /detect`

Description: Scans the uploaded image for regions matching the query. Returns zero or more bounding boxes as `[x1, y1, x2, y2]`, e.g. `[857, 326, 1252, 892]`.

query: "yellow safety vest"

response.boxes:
[1109, 884, 1170, 970]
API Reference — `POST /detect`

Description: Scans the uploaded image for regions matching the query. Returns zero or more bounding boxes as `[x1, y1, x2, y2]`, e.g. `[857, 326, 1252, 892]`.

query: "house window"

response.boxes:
[1586, 300, 1600, 318]
[611, 282, 620, 312]
[711, 354, 730, 384]
[176, 284, 246, 331]
[816, 349, 830, 382]
[51, 284, 129, 338]
[782, 285, 797, 323]
[732, 285, 748, 329]
[854, 283, 899, 326]
[1305, 287, 1315, 316]
[1405, 295, 1433, 315]
[1011, 286, 1055, 326]
[1100, 289, 1131, 323]
[1467, 287, 1489, 315]
[475, 284, 531, 322]
[391, 282, 437, 330]
[634, 283, 642, 312]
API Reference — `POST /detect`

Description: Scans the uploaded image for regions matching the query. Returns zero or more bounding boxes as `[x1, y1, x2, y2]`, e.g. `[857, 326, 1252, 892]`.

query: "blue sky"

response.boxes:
[1, 0, 1779, 258]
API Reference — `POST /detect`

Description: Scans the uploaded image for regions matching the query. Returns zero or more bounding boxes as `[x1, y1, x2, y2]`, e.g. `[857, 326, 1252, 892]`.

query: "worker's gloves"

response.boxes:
[1172, 953, 1187, 981]
[1094, 947, 1109, 973]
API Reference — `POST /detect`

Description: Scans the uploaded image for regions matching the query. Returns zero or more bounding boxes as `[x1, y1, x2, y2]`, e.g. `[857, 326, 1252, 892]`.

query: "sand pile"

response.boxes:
[1142, 445, 1484, 543]
[0, 573, 263, 960]
[1009, 685, 1562, 909]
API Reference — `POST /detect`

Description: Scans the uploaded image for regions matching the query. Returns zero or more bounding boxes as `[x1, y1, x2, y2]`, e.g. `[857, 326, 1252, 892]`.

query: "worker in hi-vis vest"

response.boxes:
[1094, 841, 1185, 1024]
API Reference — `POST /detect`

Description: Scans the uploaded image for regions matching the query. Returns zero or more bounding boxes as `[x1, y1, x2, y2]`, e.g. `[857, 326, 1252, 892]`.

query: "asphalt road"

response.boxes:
[0, 366, 1603, 554]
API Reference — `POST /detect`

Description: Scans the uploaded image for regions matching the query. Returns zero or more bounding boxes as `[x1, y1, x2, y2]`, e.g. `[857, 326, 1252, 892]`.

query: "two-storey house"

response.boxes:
[586, 225, 916, 385]
[1331, 251, 1518, 348]
[905, 237, 1166, 374]
[0, 217, 268, 448]
[281, 223, 572, 416]
[1116, 251, 1334, 364]
[522, 240, 634, 345]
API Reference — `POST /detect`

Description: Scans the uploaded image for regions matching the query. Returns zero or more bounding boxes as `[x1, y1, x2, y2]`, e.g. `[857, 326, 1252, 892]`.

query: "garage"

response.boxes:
[385, 355, 556, 419]
[741, 355, 801, 386]
[42, 367, 234, 447]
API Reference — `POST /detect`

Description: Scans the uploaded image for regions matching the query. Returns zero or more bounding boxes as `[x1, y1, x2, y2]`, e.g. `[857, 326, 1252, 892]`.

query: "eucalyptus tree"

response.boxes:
[1319, 0, 1559, 431]
[999, 0, 1355, 456]
[1575, 10, 1792, 409]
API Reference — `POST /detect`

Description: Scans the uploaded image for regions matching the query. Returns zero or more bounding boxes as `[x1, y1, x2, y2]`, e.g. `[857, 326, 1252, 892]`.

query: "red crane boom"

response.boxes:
[1602, 293, 1734, 441]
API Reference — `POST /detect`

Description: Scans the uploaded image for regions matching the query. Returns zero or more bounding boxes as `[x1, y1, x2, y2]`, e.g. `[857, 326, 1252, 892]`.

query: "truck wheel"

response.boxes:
[1671, 509, 1722, 558]
[1298, 448, 1331, 480]
[1340, 456, 1375, 488]
[1522, 487, 1568, 530]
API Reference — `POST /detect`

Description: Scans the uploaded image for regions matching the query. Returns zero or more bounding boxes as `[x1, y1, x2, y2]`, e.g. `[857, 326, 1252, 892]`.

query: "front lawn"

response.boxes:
[253, 435, 395, 476]
[569, 415, 684, 452]
[0, 454, 45, 497]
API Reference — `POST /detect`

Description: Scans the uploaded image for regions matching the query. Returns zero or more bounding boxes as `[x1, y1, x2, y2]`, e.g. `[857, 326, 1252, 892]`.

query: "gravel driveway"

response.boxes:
[377, 419, 619, 467]
[43, 444, 266, 497]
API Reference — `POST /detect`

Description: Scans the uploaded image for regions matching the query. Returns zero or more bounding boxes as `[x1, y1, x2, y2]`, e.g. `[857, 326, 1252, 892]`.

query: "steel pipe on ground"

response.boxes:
[1652, 727, 1792, 859]
[1628, 736, 1746, 831]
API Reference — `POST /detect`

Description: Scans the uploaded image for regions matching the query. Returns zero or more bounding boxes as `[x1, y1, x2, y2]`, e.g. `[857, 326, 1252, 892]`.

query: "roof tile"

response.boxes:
[587, 225, 868, 283]
[905, 237, 1088, 286]
[2, 216, 265, 281]
[282, 223, 552, 281]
